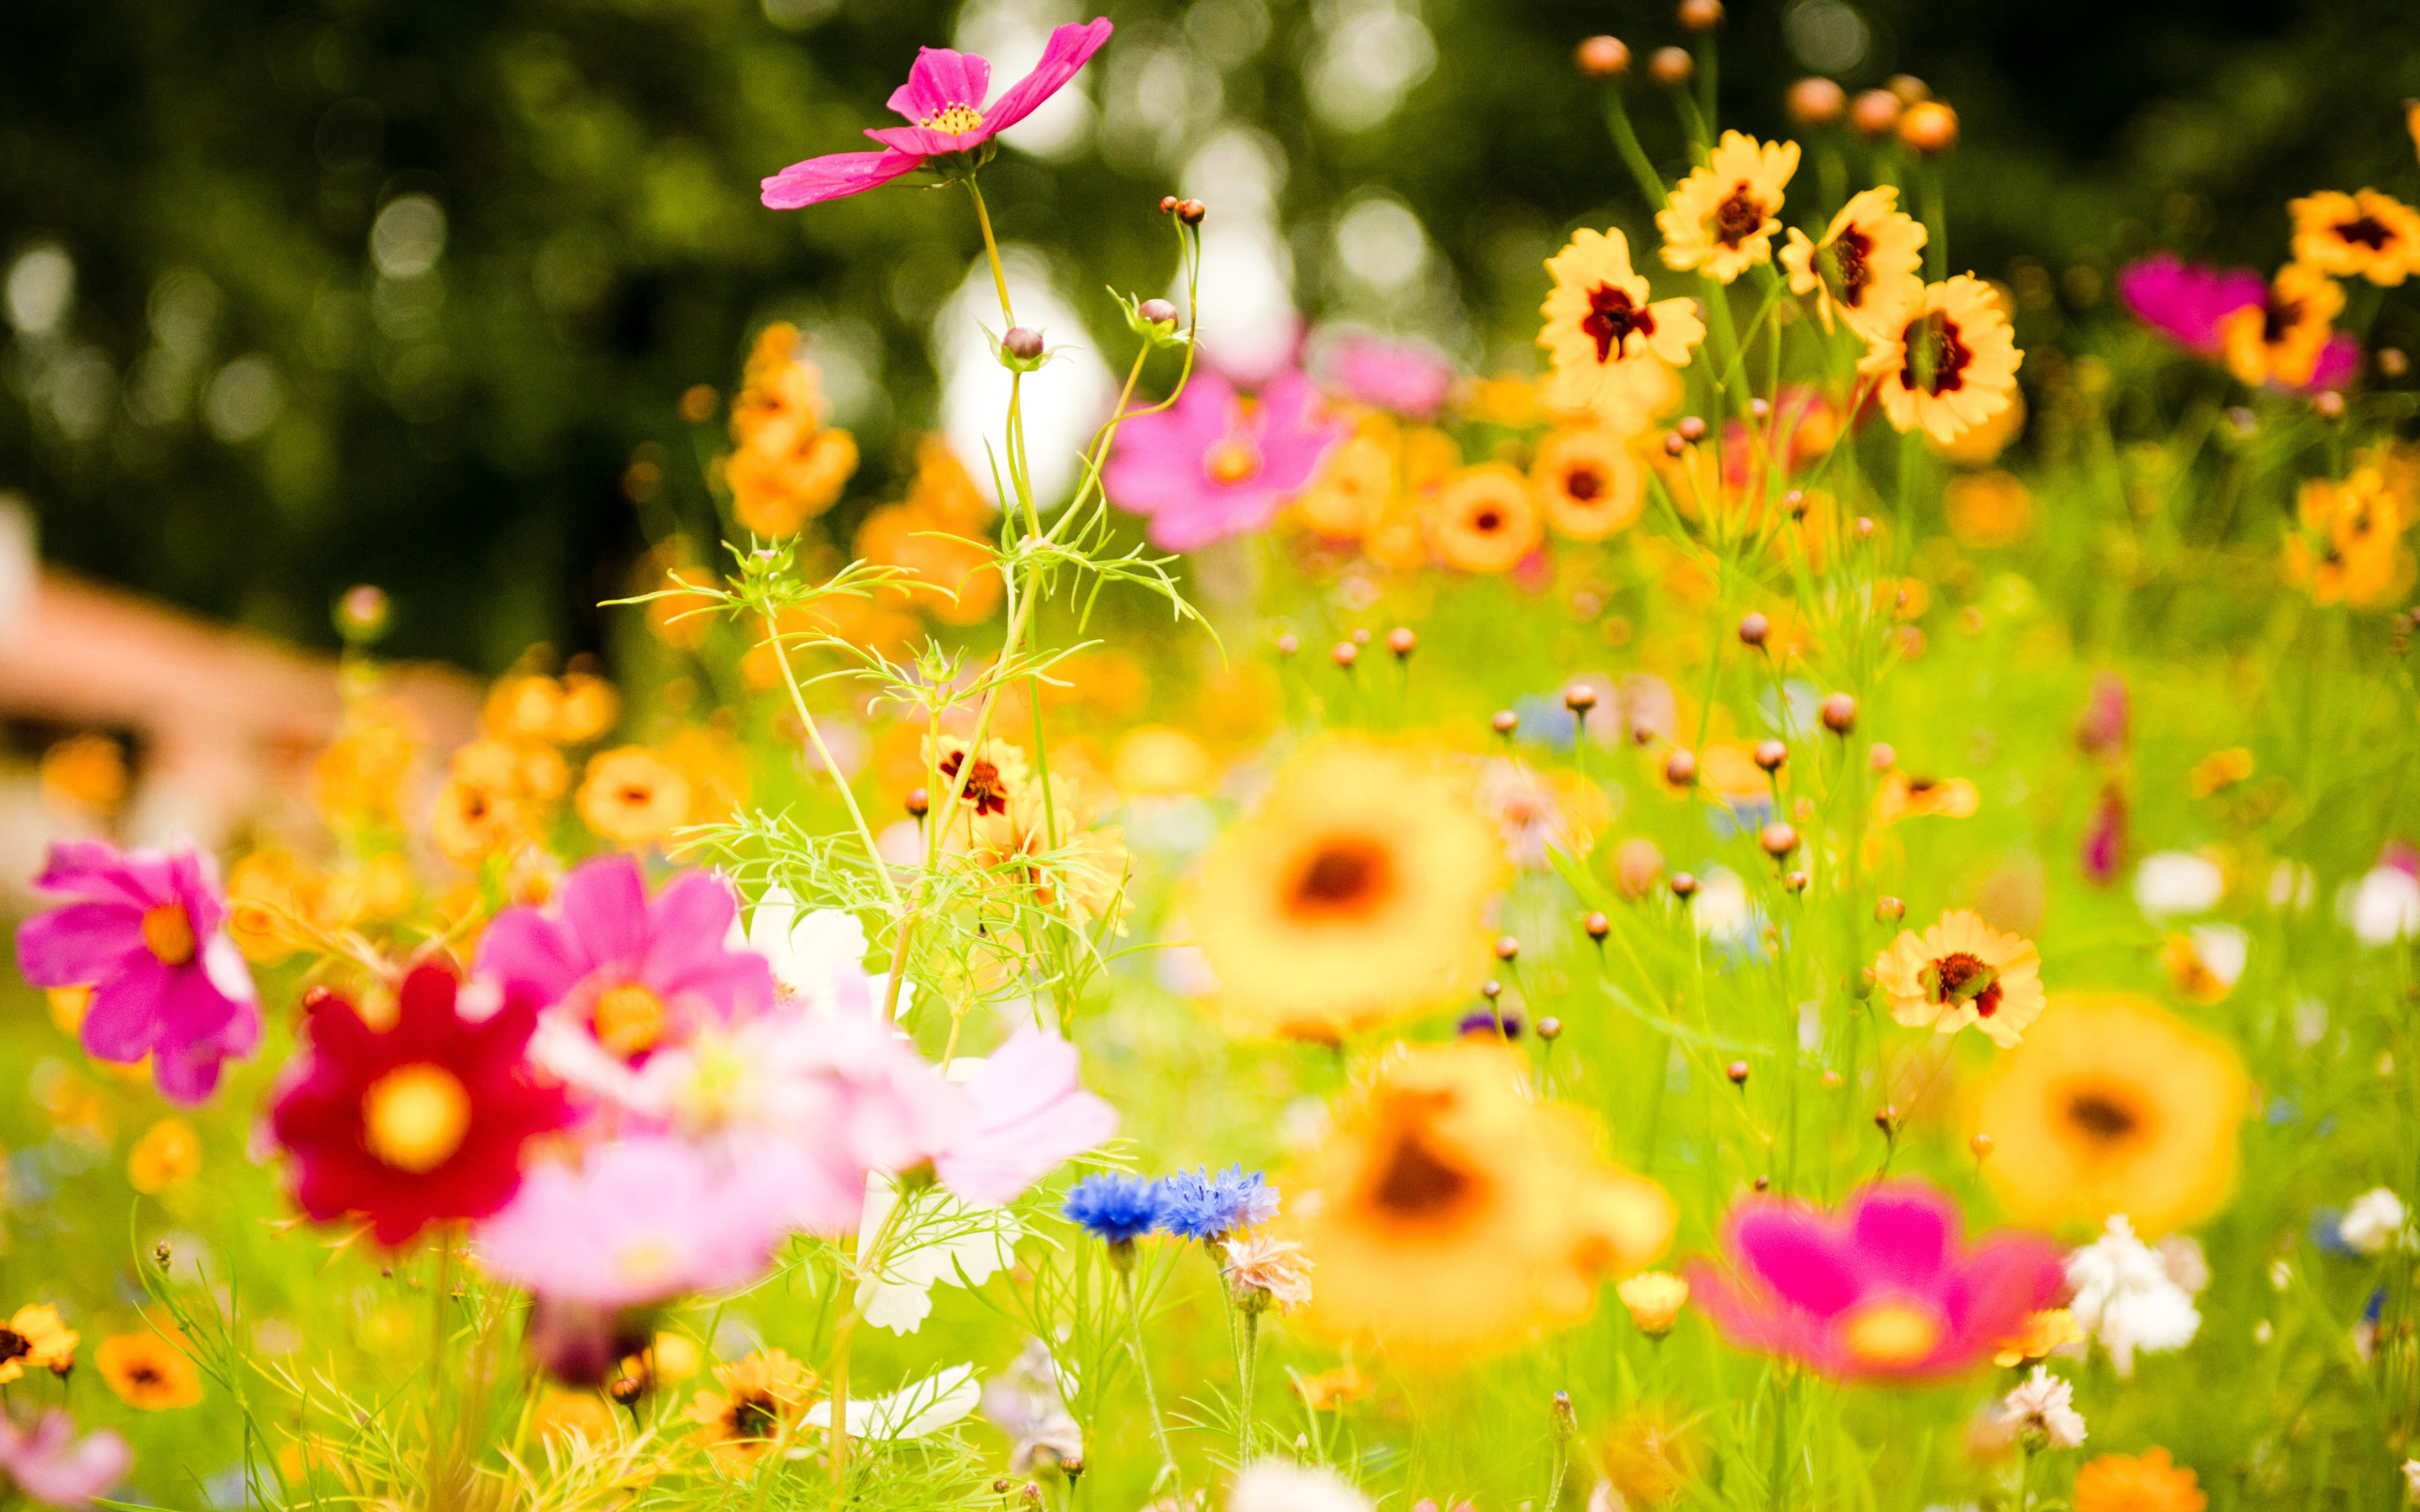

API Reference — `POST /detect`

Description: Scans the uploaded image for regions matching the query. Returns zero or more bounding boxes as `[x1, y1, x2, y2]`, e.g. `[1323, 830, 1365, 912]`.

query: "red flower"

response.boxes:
[271, 966, 569, 1247]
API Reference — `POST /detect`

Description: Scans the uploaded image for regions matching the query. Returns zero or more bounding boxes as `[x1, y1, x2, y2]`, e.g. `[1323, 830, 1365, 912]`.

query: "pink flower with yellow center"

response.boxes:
[1687, 1180, 2064, 1381]
[1104, 369, 1349, 551]
[14, 839, 260, 1105]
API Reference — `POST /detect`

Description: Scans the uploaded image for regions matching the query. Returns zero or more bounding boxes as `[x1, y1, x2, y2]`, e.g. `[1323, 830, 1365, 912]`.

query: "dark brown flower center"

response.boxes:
[1369, 1116, 1480, 1226]
[1900, 311, 1973, 396]
[2062, 1086, 2144, 1146]
[2335, 214, 2394, 251]
[1471, 507, 1504, 533]
[1712, 184, 1765, 247]
[0, 1329, 26, 1364]
[1565, 466, 1602, 501]
[939, 751, 1011, 816]
[725, 1391, 779, 1439]
[1288, 837, 1393, 921]
[1822, 225, 1875, 307]
[1921, 951, 2002, 1016]
[1582, 284, 1656, 364]
[2263, 294, 2302, 346]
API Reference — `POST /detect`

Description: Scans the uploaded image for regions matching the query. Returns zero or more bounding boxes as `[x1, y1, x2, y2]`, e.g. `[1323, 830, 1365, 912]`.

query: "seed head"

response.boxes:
[1576, 35, 1631, 78]
[1819, 692, 1857, 734]
[1786, 76, 1846, 126]
[1649, 46, 1694, 87]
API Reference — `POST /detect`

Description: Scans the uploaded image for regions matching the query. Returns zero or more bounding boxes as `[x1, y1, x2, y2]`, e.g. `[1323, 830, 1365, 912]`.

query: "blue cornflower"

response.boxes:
[1063, 1173, 1167, 1246]
[1156, 1165, 1281, 1242]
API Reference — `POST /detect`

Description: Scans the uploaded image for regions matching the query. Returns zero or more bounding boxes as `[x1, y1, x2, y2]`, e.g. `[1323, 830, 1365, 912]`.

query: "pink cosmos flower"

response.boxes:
[760, 21, 1113, 210]
[2118, 253, 2360, 391]
[1103, 369, 1349, 551]
[1322, 332, 1455, 419]
[1686, 1179, 2064, 1381]
[473, 1135, 802, 1309]
[0, 1410, 132, 1509]
[14, 839, 260, 1105]
[934, 1026, 1120, 1205]
[476, 855, 775, 1110]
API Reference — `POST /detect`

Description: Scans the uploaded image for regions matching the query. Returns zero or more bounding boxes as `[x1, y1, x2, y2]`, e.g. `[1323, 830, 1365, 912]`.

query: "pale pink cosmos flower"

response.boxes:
[1687, 1179, 2065, 1381]
[760, 21, 1113, 210]
[476, 854, 775, 1111]
[1104, 369, 1349, 551]
[14, 839, 260, 1105]
[0, 1411, 133, 1509]
[934, 1026, 1120, 1206]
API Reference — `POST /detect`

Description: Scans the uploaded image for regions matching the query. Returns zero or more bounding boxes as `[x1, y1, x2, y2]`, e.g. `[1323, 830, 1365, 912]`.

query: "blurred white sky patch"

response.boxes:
[1175, 128, 1298, 385]
[955, 0, 1097, 162]
[934, 245, 1115, 509]
[1333, 195, 1428, 293]
[1306, 0, 1435, 134]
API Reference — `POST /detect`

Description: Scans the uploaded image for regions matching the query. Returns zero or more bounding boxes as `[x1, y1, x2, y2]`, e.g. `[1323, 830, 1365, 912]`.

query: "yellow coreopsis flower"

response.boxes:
[2289, 188, 2420, 286]
[1874, 909, 2046, 1048]
[2218, 263, 2344, 389]
[1779, 186, 1927, 340]
[1858, 276, 2023, 445]
[1657, 130, 1800, 282]
[2286, 467, 2407, 608]
[1539, 229, 1705, 412]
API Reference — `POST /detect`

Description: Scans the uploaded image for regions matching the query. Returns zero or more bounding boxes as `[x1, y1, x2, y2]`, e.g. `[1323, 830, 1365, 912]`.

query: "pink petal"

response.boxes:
[555, 855, 652, 973]
[3, 1412, 131, 1507]
[935, 1028, 1119, 1205]
[31, 839, 168, 907]
[886, 46, 993, 124]
[1847, 1182, 1955, 1288]
[865, 123, 988, 157]
[1728, 1203, 1863, 1317]
[981, 19, 1113, 135]
[16, 902, 142, 988]
[79, 957, 171, 1063]
[760, 149, 924, 211]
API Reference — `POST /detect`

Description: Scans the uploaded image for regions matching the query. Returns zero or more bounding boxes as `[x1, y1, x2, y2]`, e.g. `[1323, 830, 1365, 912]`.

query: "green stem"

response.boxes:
[768, 633, 903, 916]
[1601, 88, 1668, 209]
[965, 177, 1016, 327]
[1121, 1266, 1183, 1496]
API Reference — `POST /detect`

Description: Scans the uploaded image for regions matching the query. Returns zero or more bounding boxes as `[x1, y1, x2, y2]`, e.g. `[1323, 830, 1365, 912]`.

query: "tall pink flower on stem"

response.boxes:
[0, 1410, 132, 1509]
[474, 855, 775, 1112]
[935, 1026, 1120, 1205]
[1103, 369, 1349, 551]
[14, 840, 260, 1105]
[1686, 1179, 2064, 1381]
[760, 21, 1113, 210]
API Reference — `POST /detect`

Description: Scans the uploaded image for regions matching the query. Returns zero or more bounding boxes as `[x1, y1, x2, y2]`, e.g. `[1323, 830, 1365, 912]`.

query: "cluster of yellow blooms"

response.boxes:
[721, 323, 860, 538]
[2285, 442, 2419, 608]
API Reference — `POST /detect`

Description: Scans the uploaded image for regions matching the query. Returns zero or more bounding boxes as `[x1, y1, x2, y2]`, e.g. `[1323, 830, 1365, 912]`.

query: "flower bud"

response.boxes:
[1537, 1016, 1562, 1040]
[1759, 822, 1798, 858]
[1002, 325, 1045, 360]
[1575, 35, 1631, 78]
[1137, 298, 1179, 329]
[1274, 633, 1299, 656]
[1615, 837, 1663, 898]
[1849, 88, 1902, 140]
[1677, 0, 1724, 30]
[1754, 738, 1787, 773]
[1868, 741, 1896, 770]
[1738, 612, 1769, 648]
[1898, 100, 1959, 155]
[1819, 692, 1857, 734]
[2313, 388, 2346, 420]
[1350, 627, 1371, 645]
[1628, 717, 1658, 746]
[608, 1373, 646, 1406]
[1386, 626, 1417, 658]
[1876, 895, 1904, 922]
[1670, 871, 1699, 900]
[1662, 432, 1689, 458]
[2381, 348, 2410, 378]
[1754, 1174, 1770, 1191]
[1676, 415, 1709, 444]
[1853, 514, 1877, 542]
[1783, 869, 1810, 893]
[1176, 199, 1207, 226]
[1480, 979, 1503, 1002]
[1854, 965, 1875, 998]
[1874, 1104, 1901, 1135]
[1663, 748, 1697, 787]
[1786, 76, 1846, 126]
[905, 786, 931, 819]
[1564, 685, 1598, 716]
[337, 584, 391, 640]
[1553, 1389, 1578, 1436]
[1158, 196, 1180, 215]
[1649, 46, 1694, 87]
[1584, 911, 1611, 941]
[1331, 640, 1358, 668]
[1495, 935, 1521, 963]
[1022, 1483, 1046, 1507]
[1887, 74, 1932, 105]
[1970, 1132, 1994, 1160]
[1491, 709, 1519, 736]
[1726, 1060, 1749, 1085]
[1617, 1271, 1690, 1336]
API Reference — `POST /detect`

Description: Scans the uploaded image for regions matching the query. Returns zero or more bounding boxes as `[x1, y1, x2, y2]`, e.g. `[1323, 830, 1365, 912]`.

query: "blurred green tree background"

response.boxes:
[3, 0, 2415, 672]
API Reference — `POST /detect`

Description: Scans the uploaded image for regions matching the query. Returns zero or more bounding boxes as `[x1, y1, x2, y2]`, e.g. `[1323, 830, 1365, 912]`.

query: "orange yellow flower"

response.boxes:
[1428, 464, 1543, 573]
[1874, 909, 2045, 1048]
[1186, 741, 1504, 1041]
[1970, 992, 2248, 1234]
[1531, 426, 1645, 540]
[1943, 470, 2033, 547]
[39, 732, 129, 816]
[1297, 417, 1399, 540]
[2289, 189, 2420, 286]
[98, 1329, 203, 1409]
[576, 747, 694, 844]
[2219, 262, 2344, 388]
[723, 323, 859, 536]
[0, 1305, 78, 1383]
[534, 1390, 620, 1447]
[1859, 276, 2023, 445]
[684, 1349, 814, 1461]
[1539, 229, 1705, 412]
[1657, 131, 1800, 283]
[2187, 748, 2254, 798]
[1779, 186, 1926, 340]
[1292, 1042, 1673, 1359]
[2286, 466, 2407, 608]
[1292, 1363, 1375, 1411]
[857, 467, 1004, 628]
[2075, 1449, 2207, 1512]
[1617, 1272, 1690, 1336]
[1992, 1307, 2082, 1368]
[1874, 771, 1980, 825]
[128, 1117, 202, 1193]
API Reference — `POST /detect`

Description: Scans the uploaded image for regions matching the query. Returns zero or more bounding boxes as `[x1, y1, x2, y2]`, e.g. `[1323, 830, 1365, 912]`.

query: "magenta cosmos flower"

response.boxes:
[15, 840, 260, 1105]
[475, 855, 775, 1110]
[1686, 1179, 2064, 1381]
[2118, 253, 2359, 390]
[760, 20, 1113, 210]
[1321, 332, 1455, 419]
[1104, 369, 1349, 551]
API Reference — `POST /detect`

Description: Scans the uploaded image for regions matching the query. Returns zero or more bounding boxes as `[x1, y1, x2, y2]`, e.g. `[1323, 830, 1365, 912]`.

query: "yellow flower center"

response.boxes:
[360, 1063, 472, 1173]
[613, 1235, 681, 1286]
[141, 903, 197, 967]
[1205, 438, 1262, 485]
[1842, 1300, 1942, 1367]
[921, 103, 986, 134]
[593, 984, 671, 1058]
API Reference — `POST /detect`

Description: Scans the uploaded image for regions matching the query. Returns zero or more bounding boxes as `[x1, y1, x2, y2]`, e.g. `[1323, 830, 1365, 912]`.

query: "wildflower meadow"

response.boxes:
[5, 5, 2420, 1512]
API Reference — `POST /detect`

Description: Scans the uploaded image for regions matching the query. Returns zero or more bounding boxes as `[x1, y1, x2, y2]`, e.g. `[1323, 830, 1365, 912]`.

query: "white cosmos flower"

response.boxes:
[2340, 1188, 2410, 1256]
[854, 1176, 1021, 1336]
[2133, 851, 2225, 921]
[802, 1362, 981, 1441]
[2065, 1215, 2202, 1378]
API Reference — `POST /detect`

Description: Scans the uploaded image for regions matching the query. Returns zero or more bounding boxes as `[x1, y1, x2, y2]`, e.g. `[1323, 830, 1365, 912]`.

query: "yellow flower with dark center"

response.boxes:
[1186, 741, 1505, 1041]
[1531, 426, 1645, 541]
[0, 1305, 78, 1383]
[1297, 420, 1398, 541]
[1292, 1363, 1376, 1412]
[1657, 130, 1801, 283]
[1874, 909, 2045, 1048]
[684, 1349, 815, 1462]
[1970, 992, 2247, 1234]
[2159, 932, 2235, 1005]
[1942, 469, 2033, 547]
[1874, 771, 1980, 825]
[1291, 1042, 1673, 1359]
[128, 1117, 202, 1193]
[2289, 189, 2420, 286]
[534, 1390, 620, 1447]
[98, 1329, 203, 1409]
[2286, 467, 2407, 608]
[1429, 464, 1544, 573]
[922, 734, 1033, 835]
[433, 774, 523, 866]
[1779, 186, 1926, 340]
[2219, 262, 2344, 388]
[1599, 1407, 1705, 1509]
[2187, 748, 2254, 798]
[576, 747, 694, 844]
[1858, 276, 2023, 444]
[2075, 1449, 2207, 1512]
[1539, 229, 1706, 413]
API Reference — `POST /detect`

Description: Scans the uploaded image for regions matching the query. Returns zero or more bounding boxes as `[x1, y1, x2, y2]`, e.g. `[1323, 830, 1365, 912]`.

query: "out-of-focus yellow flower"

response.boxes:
[39, 732, 128, 816]
[1657, 131, 1800, 283]
[1292, 1042, 1673, 1360]
[1993, 1307, 2083, 1368]
[1428, 464, 1543, 574]
[2286, 467, 2407, 608]
[2220, 262, 2344, 388]
[1970, 992, 2248, 1234]
[1531, 426, 1645, 541]
[2188, 748, 2255, 798]
[0, 1305, 79, 1383]
[857, 495, 1003, 628]
[2289, 189, 2420, 286]
[555, 674, 622, 744]
[1292, 1363, 1375, 1412]
[98, 1329, 203, 1410]
[1618, 1272, 1690, 1336]
[1113, 727, 1215, 795]
[2160, 929, 2244, 1005]
[127, 1118, 202, 1194]
[723, 323, 859, 537]
[1874, 770, 1979, 824]
[1943, 470, 2033, 546]
[663, 726, 751, 828]
[1463, 374, 1541, 428]
[576, 747, 694, 845]
[2075, 1449, 2207, 1512]
[684, 1349, 815, 1462]
[534, 1391, 621, 1447]
[1860, 276, 2023, 445]
[1779, 186, 1925, 340]
[1297, 416, 1398, 541]
[313, 697, 424, 824]
[46, 987, 90, 1038]
[1600, 1407, 1706, 1508]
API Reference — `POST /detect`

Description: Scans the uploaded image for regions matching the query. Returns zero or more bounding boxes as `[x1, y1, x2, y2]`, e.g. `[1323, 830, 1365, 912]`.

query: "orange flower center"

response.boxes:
[1205, 438, 1262, 485]
[1286, 836, 1394, 921]
[1366, 1112, 1483, 1229]
[141, 903, 197, 967]
[360, 1063, 473, 1173]
[593, 984, 671, 1058]
[1712, 184, 1765, 247]
[1842, 1299, 1942, 1367]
